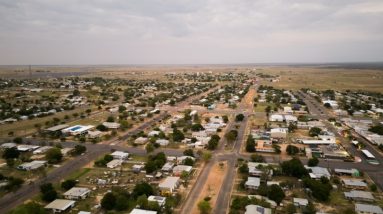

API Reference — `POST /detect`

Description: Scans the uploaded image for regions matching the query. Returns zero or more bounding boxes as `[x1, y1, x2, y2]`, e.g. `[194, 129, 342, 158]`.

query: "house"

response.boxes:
[148, 131, 160, 137]
[158, 177, 180, 195]
[111, 151, 129, 160]
[61, 148, 74, 156]
[44, 124, 70, 134]
[255, 140, 274, 153]
[107, 159, 123, 169]
[17, 145, 39, 152]
[63, 187, 91, 200]
[172, 165, 193, 176]
[305, 166, 331, 179]
[245, 177, 260, 190]
[0, 142, 17, 149]
[62, 125, 94, 136]
[45, 199, 76, 213]
[334, 168, 360, 177]
[161, 162, 175, 172]
[148, 195, 166, 207]
[156, 139, 170, 146]
[284, 115, 297, 123]
[355, 203, 383, 214]
[322, 100, 338, 109]
[293, 198, 308, 208]
[32, 146, 53, 154]
[284, 106, 293, 114]
[270, 128, 288, 139]
[177, 156, 195, 164]
[344, 190, 374, 202]
[248, 162, 273, 178]
[192, 131, 208, 138]
[135, 137, 149, 145]
[17, 160, 47, 171]
[102, 122, 121, 129]
[245, 205, 272, 214]
[130, 208, 157, 214]
[132, 164, 145, 173]
[342, 179, 368, 189]
[269, 114, 284, 122]
[87, 130, 102, 139]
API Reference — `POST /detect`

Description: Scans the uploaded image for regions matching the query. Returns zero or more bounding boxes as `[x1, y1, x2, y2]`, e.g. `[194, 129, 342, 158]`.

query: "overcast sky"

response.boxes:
[0, 0, 383, 65]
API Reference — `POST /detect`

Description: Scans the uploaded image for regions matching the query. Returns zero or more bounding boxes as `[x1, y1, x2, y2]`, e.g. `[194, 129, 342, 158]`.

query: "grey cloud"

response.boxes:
[0, 0, 382, 64]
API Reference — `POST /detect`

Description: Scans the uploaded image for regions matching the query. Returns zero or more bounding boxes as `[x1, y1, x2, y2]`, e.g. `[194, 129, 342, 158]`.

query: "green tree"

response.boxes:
[183, 149, 195, 157]
[267, 184, 285, 204]
[184, 157, 195, 166]
[285, 203, 296, 214]
[13, 137, 23, 144]
[286, 145, 299, 155]
[132, 182, 154, 199]
[308, 157, 319, 167]
[9, 201, 46, 214]
[101, 192, 116, 210]
[198, 200, 211, 214]
[281, 158, 308, 178]
[309, 127, 322, 137]
[235, 114, 245, 122]
[172, 128, 185, 142]
[245, 135, 256, 152]
[250, 154, 265, 162]
[45, 148, 62, 164]
[61, 179, 77, 190]
[72, 145, 86, 155]
[40, 183, 57, 202]
[2, 147, 20, 159]
[302, 201, 316, 214]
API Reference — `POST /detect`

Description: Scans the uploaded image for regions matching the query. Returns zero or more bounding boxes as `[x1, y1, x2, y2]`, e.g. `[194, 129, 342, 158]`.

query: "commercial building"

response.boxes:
[62, 125, 94, 136]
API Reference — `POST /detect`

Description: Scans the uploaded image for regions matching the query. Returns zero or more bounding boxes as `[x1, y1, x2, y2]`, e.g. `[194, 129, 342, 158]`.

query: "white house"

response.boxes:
[156, 139, 169, 146]
[63, 187, 91, 200]
[148, 195, 166, 207]
[45, 199, 76, 213]
[17, 160, 47, 171]
[245, 205, 272, 214]
[269, 114, 284, 122]
[111, 151, 129, 160]
[159, 177, 180, 194]
[270, 128, 288, 139]
[245, 177, 260, 190]
[172, 165, 192, 176]
[107, 159, 123, 169]
[355, 203, 383, 214]
[134, 137, 149, 145]
[102, 122, 121, 129]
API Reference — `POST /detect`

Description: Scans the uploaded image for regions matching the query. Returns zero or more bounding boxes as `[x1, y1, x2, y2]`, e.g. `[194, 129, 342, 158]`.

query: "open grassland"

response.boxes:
[257, 66, 383, 92]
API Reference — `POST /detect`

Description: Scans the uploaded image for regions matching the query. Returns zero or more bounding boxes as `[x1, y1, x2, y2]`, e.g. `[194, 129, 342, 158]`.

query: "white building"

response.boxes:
[172, 165, 192, 176]
[17, 160, 47, 171]
[355, 203, 383, 214]
[305, 166, 331, 179]
[102, 122, 121, 129]
[270, 128, 288, 139]
[148, 195, 166, 207]
[130, 209, 157, 214]
[134, 137, 149, 145]
[45, 199, 76, 213]
[245, 205, 272, 214]
[63, 187, 91, 200]
[159, 177, 180, 194]
[245, 177, 260, 190]
[111, 151, 129, 160]
[156, 139, 170, 146]
[107, 159, 123, 169]
[269, 114, 284, 122]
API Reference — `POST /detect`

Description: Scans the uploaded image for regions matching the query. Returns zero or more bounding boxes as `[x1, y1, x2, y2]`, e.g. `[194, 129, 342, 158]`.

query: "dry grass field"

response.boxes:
[257, 66, 383, 92]
[1, 64, 382, 91]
